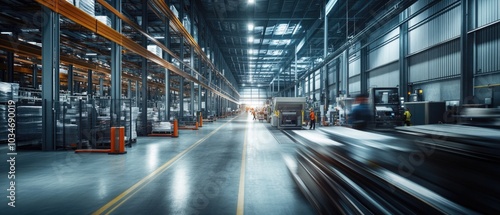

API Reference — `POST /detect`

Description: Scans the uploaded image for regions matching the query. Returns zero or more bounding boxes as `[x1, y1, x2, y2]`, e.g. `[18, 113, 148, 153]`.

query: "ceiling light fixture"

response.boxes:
[248, 0, 255, 4]
[85, 53, 97, 56]
[247, 23, 254, 31]
[248, 36, 253, 43]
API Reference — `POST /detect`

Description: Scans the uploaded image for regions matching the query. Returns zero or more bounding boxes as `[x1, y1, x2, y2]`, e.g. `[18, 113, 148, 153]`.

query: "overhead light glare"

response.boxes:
[248, 36, 253, 43]
[86, 53, 97, 56]
[247, 23, 254, 31]
[154, 36, 164, 39]
[248, 0, 255, 4]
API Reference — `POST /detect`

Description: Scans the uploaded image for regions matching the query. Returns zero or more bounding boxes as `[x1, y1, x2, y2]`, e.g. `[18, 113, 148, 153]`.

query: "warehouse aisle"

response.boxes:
[1, 113, 314, 215]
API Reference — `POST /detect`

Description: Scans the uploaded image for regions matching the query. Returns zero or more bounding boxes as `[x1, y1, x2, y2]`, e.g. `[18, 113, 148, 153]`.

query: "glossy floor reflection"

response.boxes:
[0, 113, 314, 215]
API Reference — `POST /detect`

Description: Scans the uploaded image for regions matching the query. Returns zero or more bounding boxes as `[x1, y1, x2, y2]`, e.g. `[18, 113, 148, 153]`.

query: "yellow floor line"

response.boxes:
[236, 121, 249, 215]
[93, 119, 234, 215]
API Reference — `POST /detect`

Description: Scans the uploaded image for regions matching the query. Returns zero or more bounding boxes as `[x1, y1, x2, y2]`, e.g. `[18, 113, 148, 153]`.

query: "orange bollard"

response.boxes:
[109, 127, 126, 154]
[199, 113, 203, 127]
[173, 119, 179, 137]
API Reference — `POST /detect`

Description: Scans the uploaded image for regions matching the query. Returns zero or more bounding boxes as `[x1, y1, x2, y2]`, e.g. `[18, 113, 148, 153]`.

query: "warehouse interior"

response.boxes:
[0, 0, 499, 214]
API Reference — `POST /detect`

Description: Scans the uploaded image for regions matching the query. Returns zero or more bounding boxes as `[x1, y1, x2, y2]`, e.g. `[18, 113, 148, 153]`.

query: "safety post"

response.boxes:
[173, 119, 179, 137]
[109, 127, 127, 154]
[199, 112, 203, 127]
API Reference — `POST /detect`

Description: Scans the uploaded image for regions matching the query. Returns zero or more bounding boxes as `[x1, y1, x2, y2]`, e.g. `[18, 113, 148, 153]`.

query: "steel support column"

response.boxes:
[179, 77, 184, 117]
[140, 0, 148, 133]
[87, 69, 93, 96]
[32, 64, 39, 89]
[460, 0, 473, 104]
[322, 8, 329, 118]
[135, 80, 139, 107]
[295, 47, 298, 97]
[41, 7, 58, 151]
[341, 50, 348, 95]
[190, 47, 195, 116]
[127, 79, 131, 99]
[335, 59, 340, 98]
[198, 63, 202, 113]
[190, 0, 196, 116]
[163, 5, 171, 120]
[54, 16, 60, 101]
[360, 44, 368, 94]
[111, 0, 123, 127]
[67, 64, 73, 94]
[399, 11, 409, 100]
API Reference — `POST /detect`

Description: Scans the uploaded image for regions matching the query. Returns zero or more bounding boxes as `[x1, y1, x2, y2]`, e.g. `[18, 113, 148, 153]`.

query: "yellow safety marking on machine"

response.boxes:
[92, 118, 235, 215]
[236, 118, 251, 215]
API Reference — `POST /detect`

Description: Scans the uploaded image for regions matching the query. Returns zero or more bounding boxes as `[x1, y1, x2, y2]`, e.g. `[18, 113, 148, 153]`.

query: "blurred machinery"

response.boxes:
[459, 107, 500, 127]
[272, 97, 306, 129]
[285, 125, 500, 214]
[333, 96, 355, 126]
[369, 87, 404, 127]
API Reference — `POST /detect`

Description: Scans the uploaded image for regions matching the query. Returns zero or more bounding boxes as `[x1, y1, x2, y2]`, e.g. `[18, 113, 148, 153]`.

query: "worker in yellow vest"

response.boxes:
[404, 108, 412, 126]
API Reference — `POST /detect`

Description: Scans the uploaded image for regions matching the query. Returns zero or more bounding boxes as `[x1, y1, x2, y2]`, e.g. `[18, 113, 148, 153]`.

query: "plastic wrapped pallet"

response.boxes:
[66, 0, 95, 17]
[152, 122, 172, 133]
[0, 105, 7, 141]
[96, 15, 111, 27]
[0, 82, 19, 102]
[56, 121, 79, 146]
[16, 106, 42, 141]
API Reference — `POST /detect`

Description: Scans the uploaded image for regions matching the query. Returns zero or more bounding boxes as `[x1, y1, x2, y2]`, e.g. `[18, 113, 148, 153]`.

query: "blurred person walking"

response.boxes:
[351, 94, 371, 130]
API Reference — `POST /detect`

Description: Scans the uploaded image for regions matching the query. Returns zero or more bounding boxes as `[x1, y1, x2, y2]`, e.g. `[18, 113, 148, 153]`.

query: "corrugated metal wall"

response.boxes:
[314, 70, 321, 90]
[477, 0, 500, 27]
[327, 60, 337, 85]
[408, 4, 461, 54]
[409, 39, 461, 82]
[348, 51, 361, 95]
[367, 62, 399, 88]
[413, 79, 460, 102]
[322, 0, 500, 103]
[349, 76, 360, 95]
[475, 74, 500, 107]
[476, 23, 500, 75]
[409, 0, 459, 23]
[349, 54, 361, 77]
[367, 34, 399, 70]
[327, 60, 338, 98]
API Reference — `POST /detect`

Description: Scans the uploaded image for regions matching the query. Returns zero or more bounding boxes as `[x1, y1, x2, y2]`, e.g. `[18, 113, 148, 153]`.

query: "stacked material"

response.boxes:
[151, 122, 172, 133]
[137, 108, 158, 135]
[0, 105, 8, 141]
[66, 0, 95, 17]
[127, 107, 139, 141]
[16, 106, 42, 141]
[56, 121, 79, 147]
[0, 82, 19, 102]
[96, 15, 111, 27]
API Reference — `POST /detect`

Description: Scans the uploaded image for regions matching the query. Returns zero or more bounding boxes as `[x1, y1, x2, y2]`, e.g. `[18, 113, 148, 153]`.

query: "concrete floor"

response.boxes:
[1, 113, 314, 215]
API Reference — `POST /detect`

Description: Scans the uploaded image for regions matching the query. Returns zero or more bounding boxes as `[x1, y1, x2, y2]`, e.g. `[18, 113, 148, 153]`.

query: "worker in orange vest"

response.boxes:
[309, 108, 316, 130]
